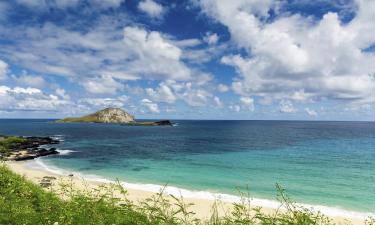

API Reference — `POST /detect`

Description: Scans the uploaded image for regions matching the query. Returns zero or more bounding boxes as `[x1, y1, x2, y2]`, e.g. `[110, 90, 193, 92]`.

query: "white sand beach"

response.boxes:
[4, 160, 366, 225]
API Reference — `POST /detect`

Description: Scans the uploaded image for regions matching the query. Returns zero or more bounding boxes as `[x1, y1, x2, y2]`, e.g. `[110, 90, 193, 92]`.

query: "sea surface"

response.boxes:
[1, 119, 375, 218]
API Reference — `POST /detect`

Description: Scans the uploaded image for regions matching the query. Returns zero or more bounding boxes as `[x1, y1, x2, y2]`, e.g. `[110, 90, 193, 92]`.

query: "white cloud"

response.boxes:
[181, 84, 212, 106]
[16, 0, 124, 9]
[0, 60, 8, 80]
[146, 83, 177, 103]
[16, 0, 47, 8]
[0, 85, 70, 111]
[55, 0, 80, 8]
[141, 98, 160, 113]
[213, 96, 223, 108]
[12, 74, 45, 88]
[55, 88, 70, 100]
[82, 75, 122, 95]
[123, 26, 191, 81]
[305, 108, 318, 117]
[91, 0, 125, 9]
[229, 105, 241, 112]
[0, 2, 9, 21]
[79, 95, 129, 109]
[16, 0, 80, 9]
[138, 0, 164, 18]
[198, 0, 375, 106]
[217, 84, 229, 92]
[279, 100, 296, 113]
[204, 32, 219, 45]
[0, 23, 200, 94]
[240, 96, 254, 111]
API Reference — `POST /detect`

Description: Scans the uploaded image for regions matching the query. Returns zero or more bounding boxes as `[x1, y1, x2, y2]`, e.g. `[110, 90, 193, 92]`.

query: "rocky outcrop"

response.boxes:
[90, 108, 135, 123]
[4, 136, 60, 161]
[129, 120, 173, 126]
[57, 107, 135, 123]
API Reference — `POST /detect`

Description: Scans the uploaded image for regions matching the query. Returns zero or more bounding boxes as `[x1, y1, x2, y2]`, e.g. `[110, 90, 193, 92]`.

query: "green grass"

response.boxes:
[0, 164, 373, 225]
[56, 116, 99, 123]
[0, 136, 27, 157]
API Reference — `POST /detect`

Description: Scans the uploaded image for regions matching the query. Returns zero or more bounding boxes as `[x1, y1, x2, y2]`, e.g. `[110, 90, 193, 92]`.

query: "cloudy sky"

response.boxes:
[1, 0, 375, 120]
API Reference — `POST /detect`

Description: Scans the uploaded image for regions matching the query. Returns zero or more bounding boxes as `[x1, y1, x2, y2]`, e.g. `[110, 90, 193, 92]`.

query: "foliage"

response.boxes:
[0, 136, 26, 157]
[0, 164, 367, 225]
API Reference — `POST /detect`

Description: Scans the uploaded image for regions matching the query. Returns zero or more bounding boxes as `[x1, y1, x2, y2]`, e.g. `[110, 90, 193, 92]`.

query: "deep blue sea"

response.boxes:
[1, 119, 374, 217]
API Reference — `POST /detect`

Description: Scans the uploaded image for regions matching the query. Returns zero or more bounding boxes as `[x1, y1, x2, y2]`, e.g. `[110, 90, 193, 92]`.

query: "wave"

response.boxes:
[56, 149, 77, 155]
[30, 159, 374, 220]
[51, 134, 65, 142]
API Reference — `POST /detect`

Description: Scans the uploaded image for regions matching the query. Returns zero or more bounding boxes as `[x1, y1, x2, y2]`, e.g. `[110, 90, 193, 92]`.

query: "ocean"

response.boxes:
[1, 119, 374, 218]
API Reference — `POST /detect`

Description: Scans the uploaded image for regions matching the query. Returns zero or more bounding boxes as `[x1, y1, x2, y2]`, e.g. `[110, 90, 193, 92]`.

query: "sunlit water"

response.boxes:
[1, 119, 374, 217]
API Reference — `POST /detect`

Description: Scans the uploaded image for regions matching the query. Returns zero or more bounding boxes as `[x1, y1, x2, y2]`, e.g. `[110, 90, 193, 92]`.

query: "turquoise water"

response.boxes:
[1, 119, 374, 214]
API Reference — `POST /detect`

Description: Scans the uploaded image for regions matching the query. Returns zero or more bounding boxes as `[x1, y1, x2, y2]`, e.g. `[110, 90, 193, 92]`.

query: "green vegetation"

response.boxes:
[56, 116, 99, 123]
[0, 136, 26, 158]
[1, 164, 373, 225]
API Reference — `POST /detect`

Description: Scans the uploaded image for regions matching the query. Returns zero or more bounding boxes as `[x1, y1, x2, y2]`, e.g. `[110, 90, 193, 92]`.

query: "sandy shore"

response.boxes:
[4, 160, 367, 224]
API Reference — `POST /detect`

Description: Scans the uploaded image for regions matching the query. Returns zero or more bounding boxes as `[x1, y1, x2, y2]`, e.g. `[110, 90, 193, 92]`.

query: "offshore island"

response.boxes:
[57, 107, 173, 126]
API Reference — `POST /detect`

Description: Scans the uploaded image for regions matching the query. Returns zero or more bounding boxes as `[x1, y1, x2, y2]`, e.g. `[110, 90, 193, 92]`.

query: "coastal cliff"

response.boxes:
[57, 107, 172, 126]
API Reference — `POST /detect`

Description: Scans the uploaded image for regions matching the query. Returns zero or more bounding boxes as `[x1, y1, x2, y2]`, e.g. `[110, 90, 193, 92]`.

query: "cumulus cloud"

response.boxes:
[0, 23, 197, 88]
[240, 96, 254, 111]
[123, 26, 191, 81]
[229, 105, 241, 112]
[15, 0, 124, 10]
[82, 75, 122, 95]
[217, 84, 229, 92]
[198, 0, 375, 107]
[0, 60, 8, 80]
[213, 96, 223, 108]
[79, 95, 129, 109]
[141, 98, 160, 113]
[279, 100, 296, 113]
[12, 73, 45, 88]
[138, 0, 164, 18]
[15, 0, 81, 9]
[204, 32, 219, 45]
[0, 85, 70, 111]
[305, 108, 318, 117]
[146, 83, 177, 103]
[0, 2, 9, 21]
[91, 0, 125, 9]
[181, 84, 212, 106]
[55, 88, 70, 100]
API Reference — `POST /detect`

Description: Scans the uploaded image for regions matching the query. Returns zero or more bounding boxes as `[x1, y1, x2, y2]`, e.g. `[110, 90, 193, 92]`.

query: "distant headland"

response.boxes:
[56, 107, 173, 126]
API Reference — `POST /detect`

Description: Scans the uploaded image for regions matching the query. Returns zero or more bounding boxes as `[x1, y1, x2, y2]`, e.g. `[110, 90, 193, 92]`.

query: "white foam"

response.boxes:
[51, 135, 65, 142]
[56, 149, 77, 155]
[30, 159, 375, 220]
[31, 158, 68, 176]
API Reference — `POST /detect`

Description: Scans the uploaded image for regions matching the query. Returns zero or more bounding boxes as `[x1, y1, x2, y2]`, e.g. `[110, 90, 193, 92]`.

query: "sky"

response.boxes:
[1, 0, 375, 120]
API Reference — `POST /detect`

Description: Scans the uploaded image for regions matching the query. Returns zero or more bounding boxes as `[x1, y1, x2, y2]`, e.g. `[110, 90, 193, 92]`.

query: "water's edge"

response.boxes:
[29, 158, 374, 220]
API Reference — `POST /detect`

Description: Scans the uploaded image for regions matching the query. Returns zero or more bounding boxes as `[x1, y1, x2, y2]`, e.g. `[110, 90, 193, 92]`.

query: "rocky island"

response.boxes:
[57, 107, 173, 126]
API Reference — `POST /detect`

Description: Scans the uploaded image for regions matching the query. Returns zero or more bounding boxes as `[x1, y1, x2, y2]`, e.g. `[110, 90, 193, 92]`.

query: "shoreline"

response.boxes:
[4, 159, 371, 224]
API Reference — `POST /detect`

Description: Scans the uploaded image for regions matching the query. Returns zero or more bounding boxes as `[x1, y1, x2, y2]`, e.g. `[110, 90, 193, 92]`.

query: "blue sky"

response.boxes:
[1, 0, 375, 120]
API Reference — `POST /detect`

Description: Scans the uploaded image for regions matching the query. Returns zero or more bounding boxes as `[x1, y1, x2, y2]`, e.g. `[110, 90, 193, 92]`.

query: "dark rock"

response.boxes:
[15, 155, 37, 161]
[4, 135, 61, 161]
[36, 148, 59, 157]
[153, 120, 173, 126]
